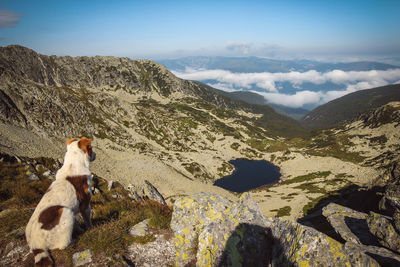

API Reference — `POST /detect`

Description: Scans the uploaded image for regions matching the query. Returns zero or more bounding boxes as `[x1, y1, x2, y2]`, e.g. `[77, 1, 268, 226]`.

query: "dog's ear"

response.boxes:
[78, 137, 92, 157]
[66, 138, 78, 147]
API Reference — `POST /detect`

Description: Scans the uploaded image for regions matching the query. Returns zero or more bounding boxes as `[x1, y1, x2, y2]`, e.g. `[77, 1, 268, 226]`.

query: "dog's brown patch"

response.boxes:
[78, 137, 92, 158]
[66, 138, 78, 146]
[39, 206, 64, 230]
[66, 175, 91, 213]
[33, 249, 44, 257]
[35, 256, 53, 267]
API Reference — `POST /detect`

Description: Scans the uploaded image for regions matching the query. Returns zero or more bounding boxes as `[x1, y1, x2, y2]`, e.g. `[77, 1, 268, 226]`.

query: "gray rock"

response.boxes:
[127, 181, 166, 205]
[73, 249, 92, 266]
[127, 184, 144, 202]
[171, 193, 379, 267]
[171, 192, 275, 266]
[345, 242, 400, 267]
[322, 203, 379, 246]
[270, 218, 378, 266]
[367, 211, 400, 253]
[0, 242, 29, 267]
[127, 233, 175, 267]
[143, 180, 166, 205]
[129, 219, 150, 237]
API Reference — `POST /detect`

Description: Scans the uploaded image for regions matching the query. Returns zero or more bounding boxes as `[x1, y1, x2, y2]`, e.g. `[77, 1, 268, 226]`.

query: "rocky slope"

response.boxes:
[0, 44, 305, 202]
[1, 45, 399, 220]
[3, 152, 400, 266]
[250, 101, 400, 219]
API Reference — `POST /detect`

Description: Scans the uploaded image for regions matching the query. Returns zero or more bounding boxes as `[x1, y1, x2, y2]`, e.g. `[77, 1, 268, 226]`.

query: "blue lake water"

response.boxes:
[213, 158, 281, 193]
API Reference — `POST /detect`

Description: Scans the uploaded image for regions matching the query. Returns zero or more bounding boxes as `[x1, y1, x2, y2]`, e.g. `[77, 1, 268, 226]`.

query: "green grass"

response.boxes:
[302, 195, 327, 215]
[246, 138, 270, 151]
[281, 171, 331, 186]
[0, 153, 173, 265]
[267, 141, 289, 152]
[271, 206, 292, 217]
[294, 182, 327, 194]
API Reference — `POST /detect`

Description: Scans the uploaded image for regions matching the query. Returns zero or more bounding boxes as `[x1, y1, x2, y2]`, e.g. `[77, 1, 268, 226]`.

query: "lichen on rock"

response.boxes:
[270, 218, 378, 266]
[171, 192, 271, 266]
[366, 211, 400, 253]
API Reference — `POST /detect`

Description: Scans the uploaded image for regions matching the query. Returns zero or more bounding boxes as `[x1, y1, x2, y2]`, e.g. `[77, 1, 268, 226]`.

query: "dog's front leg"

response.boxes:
[81, 205, 93, 229]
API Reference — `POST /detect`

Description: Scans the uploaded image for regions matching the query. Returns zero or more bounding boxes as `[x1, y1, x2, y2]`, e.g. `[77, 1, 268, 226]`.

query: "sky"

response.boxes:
[1, 0, 400, 60]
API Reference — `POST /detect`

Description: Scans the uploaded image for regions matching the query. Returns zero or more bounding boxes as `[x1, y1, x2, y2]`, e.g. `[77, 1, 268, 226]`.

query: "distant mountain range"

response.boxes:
[300, 84, 400, 129]
[157, 56, 400, 115]
[158, 56, 398, 73]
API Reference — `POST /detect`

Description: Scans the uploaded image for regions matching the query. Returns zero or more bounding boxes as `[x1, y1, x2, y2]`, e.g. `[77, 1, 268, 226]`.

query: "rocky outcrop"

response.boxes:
[367, 212, 400, 252]
[171, 193, 378, 266]
[171, 193, 270, 266]
[127, 180, 166, 205]
[322, 203, 400, 266]
[322, 203, 376, 245]
[271, 218, 378, 266]
[358, 102, 400, 128]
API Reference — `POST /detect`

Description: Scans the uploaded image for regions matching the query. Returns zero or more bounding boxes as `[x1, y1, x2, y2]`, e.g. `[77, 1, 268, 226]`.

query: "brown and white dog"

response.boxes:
[25, 137, 96, 266]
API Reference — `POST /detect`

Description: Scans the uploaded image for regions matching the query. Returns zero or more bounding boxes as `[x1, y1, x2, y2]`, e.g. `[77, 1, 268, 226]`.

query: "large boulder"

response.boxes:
[171, 193, 271, 266]
[127, 180, 166, 205]
[345, 242, 400, 267]
[322, 203, 379, 246]
[323, 203, 400, 266]
[270, 218, 378, 266]
[366, 212, 400, 253]
[171, 193, 378, 266]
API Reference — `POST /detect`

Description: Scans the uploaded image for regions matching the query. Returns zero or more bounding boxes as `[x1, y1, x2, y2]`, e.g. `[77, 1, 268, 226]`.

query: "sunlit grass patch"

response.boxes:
[271, 206, 292, 217]
[281, 171, 331, 186]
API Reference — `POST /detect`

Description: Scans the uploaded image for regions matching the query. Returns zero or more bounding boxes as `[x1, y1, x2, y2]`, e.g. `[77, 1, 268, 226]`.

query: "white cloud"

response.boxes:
[0, 10, 21, 28]
[256, 90, 323, 108]
[173, 68, 400, 108]
[206, 82, 237, 92]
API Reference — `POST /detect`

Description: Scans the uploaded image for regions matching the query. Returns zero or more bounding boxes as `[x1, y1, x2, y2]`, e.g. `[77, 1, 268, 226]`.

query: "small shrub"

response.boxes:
[271, 206, 292, 217]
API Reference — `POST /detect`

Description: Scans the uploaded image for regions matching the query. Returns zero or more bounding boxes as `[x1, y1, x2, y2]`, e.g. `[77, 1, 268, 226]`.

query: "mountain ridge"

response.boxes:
[301, 83, 400, 129]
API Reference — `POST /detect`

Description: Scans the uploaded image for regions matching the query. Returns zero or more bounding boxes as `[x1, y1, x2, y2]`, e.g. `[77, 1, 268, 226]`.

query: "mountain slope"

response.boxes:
[300, 84, 400, 129]
[0, 45, 307, 201]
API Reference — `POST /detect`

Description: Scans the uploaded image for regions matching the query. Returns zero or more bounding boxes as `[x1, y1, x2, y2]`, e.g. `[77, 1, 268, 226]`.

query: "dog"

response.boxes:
[25, 137, 96, 266]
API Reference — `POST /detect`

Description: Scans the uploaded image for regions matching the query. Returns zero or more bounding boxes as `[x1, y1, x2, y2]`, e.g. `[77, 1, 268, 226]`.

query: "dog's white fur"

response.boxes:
[25, 138, 95, 266]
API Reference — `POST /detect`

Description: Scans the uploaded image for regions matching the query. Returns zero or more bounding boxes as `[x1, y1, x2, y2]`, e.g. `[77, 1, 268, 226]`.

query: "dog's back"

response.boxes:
[26, 178, 78, 265]
[25, 137, 95, 266]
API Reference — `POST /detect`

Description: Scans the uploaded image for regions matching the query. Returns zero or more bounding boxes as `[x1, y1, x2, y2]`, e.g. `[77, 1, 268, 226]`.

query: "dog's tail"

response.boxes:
[33, 248, 53, 267]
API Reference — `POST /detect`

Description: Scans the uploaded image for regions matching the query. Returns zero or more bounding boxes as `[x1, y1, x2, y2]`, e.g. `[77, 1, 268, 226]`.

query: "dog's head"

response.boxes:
[66, 137, 96, 162]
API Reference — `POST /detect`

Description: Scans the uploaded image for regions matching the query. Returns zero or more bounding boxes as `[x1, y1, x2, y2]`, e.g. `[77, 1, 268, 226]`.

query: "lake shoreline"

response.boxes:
[214, 158, 281, 193]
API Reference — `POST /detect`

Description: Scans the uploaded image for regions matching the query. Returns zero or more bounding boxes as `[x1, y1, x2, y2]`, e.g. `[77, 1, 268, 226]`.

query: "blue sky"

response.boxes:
[0, 0, 399, 60]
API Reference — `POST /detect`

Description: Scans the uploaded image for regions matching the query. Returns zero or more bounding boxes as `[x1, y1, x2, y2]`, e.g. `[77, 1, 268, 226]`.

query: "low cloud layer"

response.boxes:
[0, 10, 21, 28]
[173, 68, 400, 108]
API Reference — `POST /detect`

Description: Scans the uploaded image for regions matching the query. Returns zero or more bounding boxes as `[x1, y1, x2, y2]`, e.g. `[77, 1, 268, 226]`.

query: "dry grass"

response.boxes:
[0, 153, 173, 264]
